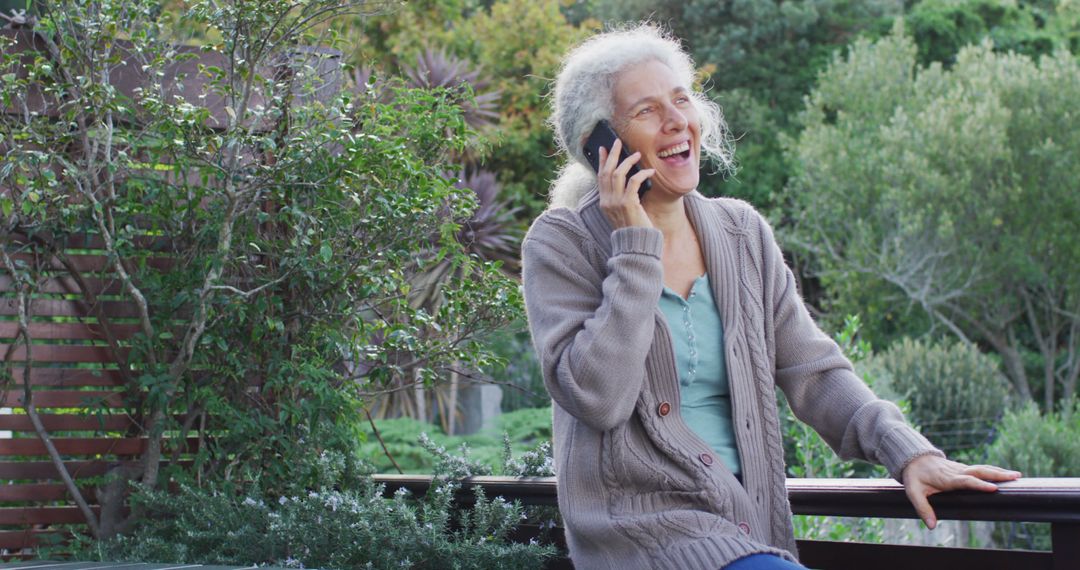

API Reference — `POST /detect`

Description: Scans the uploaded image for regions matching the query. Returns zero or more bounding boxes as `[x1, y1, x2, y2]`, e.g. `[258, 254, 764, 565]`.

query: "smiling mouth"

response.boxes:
[657, 141, 691, 161]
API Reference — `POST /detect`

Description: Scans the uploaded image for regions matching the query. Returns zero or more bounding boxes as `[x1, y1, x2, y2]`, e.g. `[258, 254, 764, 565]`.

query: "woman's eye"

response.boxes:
[636, 107, 652, 116]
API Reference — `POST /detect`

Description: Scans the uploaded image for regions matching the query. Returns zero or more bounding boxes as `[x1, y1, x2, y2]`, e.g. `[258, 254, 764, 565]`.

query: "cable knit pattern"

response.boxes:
[521, 189, 943, 569]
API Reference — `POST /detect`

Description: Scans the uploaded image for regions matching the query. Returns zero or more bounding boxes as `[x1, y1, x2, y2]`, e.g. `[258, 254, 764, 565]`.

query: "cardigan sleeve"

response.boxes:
[755, 213, 943, 480]
[521, 214, 664, 432]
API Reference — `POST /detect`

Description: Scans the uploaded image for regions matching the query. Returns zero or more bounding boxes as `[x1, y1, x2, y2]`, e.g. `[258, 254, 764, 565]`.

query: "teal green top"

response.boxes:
[657, 274, 741, 476]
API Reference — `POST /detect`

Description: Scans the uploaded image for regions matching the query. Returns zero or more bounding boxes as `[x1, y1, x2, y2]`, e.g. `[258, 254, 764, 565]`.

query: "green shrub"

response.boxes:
[69, 449, 557, 569]
[495, 406, 552, 445]
[784, 316, 889, 543]
[358, 417, 500, 474]
[988, 400, 1080, 478]
[783, 391, 889, 543]
[986, 400, 1080, 550]
[867, 338, 1012, 454]
[783, 315, 892, 481]
[358, 407, 553, 474]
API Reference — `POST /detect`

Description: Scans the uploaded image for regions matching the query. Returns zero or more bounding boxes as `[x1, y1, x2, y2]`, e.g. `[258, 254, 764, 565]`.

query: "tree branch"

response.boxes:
[362, 404, 402, 474]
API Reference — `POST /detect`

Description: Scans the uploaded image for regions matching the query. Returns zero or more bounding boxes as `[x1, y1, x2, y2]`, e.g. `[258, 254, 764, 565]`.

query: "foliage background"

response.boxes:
[3, 0, 1079, 559]
[1, 0, 533, 561]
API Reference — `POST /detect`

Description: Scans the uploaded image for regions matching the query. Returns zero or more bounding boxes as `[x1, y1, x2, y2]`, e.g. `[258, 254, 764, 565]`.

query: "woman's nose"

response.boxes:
[663, 105, 688, 132]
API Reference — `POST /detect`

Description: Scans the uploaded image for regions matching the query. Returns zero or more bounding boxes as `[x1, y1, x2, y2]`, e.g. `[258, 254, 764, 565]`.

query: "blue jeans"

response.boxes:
[723, 553, 807, 569]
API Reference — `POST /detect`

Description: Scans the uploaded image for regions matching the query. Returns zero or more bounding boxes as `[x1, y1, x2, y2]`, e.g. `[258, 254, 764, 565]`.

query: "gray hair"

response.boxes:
[547, 24, 735, 209]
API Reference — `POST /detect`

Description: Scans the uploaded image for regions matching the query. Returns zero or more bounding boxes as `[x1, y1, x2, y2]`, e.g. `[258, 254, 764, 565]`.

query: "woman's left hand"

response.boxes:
[901, 455, 1022, 529]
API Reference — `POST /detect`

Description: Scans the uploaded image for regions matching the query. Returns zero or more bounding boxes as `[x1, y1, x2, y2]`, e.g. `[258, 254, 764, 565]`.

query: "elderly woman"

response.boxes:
[521, 25, 1020, 570]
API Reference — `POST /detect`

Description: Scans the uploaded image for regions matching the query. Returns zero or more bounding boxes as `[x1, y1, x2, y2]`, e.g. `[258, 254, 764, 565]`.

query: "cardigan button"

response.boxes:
[738, 522, 751, 535]
[699, 453, 714, 466]
[657, 402, 671, 417]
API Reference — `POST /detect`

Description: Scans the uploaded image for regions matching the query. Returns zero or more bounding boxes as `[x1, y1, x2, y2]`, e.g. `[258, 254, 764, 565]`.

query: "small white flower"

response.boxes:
[278, 496, 288, 505]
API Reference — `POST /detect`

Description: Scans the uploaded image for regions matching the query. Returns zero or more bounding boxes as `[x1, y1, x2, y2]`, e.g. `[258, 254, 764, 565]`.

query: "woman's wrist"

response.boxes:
[610, 226, 664, 258]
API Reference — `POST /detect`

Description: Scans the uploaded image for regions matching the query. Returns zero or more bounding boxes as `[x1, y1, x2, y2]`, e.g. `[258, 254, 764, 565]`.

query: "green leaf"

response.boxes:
[319, 243, 332, 263]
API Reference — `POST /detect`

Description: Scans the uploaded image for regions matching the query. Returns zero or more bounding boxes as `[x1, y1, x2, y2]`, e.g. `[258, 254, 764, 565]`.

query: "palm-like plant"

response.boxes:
[402, 48, 501, 130]
[349, 52, 517, 434]
[368, 168, 520, 434]
[352, 49, 501, 132]
[406, 168, 520, 313]
[350, 66, 394, 104]
[455, 168, 521, 269]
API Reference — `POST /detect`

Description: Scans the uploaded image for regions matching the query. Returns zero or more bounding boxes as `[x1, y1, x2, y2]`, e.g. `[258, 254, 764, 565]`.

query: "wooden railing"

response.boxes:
[372, 474, 1080, 570]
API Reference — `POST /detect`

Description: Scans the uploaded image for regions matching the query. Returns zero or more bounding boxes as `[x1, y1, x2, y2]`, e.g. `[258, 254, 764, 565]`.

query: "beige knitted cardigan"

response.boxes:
[521, 189, 942, 570]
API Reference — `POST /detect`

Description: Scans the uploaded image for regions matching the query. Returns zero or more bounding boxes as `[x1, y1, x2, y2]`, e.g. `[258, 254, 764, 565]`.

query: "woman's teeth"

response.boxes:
[657, 142, 690, 158]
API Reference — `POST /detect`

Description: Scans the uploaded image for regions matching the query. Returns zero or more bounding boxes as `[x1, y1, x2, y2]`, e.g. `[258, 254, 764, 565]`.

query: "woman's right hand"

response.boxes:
[597, 139, 655, 229]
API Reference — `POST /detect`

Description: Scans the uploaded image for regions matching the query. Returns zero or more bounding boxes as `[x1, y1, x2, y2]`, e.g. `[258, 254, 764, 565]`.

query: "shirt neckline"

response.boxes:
[661, 273, 709, 302]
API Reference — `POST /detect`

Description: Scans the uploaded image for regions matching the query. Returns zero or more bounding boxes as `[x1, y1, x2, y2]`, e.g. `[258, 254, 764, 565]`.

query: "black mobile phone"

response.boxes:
[582, 120, 651, 198]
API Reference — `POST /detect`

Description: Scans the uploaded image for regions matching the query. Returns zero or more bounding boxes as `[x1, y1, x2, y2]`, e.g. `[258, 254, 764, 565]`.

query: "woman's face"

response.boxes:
[611, 59, 700, 197]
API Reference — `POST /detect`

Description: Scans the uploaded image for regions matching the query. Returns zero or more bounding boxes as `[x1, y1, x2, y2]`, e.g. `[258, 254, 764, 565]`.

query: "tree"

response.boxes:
[1, 0, 520, 537]
[344, 0, 590, 221]
[786, 22, 1080, 408]
[895, 0, 1080, 66]
[445, 0, 591, 216]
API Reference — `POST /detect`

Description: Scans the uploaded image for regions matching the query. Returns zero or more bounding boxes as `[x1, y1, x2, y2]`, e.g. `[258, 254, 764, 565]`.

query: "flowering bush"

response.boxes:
[69, 450, 557, 569]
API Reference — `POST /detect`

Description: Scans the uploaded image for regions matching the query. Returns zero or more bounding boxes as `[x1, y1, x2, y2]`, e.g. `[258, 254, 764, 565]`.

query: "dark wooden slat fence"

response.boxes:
[1, 26, 343, 558]
[0, 231, 183, 558]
